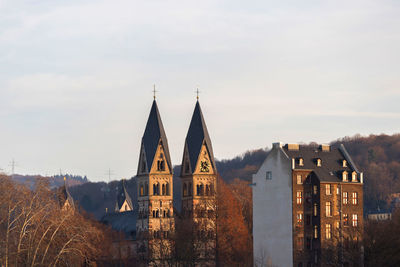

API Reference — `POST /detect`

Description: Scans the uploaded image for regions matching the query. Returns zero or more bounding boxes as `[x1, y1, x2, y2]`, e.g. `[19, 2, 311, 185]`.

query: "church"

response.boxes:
[101, 96, 218, 265]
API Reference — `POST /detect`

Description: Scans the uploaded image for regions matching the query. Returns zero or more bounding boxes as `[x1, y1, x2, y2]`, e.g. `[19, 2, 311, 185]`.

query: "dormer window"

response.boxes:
[317, 158, 322, 167]
[342, 160, 347, 167]
[352, 171, 357, 182]
[299, 158, 304, 166]
[342, 171, 348, 182]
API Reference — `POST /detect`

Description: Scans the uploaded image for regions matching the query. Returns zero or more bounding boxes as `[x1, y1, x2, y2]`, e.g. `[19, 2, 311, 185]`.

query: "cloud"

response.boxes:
[0, 0, 399, 180]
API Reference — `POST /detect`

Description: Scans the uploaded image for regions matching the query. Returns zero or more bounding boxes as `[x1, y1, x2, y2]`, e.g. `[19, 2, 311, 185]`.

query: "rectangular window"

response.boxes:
[266, 171, 272, 180]
[352, 192, 358, 205]
[313, 225, 318, 239]
[297, 175, 302, 184]
[352, 214, 358, 227]
[325, 184, 331, 195]
[336, 187, 340, 195]
[313, 185, 318, 195]
[343, 214, 349, 226]
[326, 202, 332, 217]
[313, 203, 318, 216]
[297, 191, 303, 205]
[297, 213, 303, 226]
[326, 224, 332, 239]
[343, 192, 348, 204]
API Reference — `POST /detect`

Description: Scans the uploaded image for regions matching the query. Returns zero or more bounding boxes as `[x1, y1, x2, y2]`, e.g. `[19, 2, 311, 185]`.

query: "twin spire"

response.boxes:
[137, 95, 216, 176]
[137, 100, 172, 175]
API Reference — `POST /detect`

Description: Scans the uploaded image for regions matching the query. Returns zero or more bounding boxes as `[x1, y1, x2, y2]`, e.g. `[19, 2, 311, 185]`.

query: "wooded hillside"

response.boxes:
[66, 133, 400, 217]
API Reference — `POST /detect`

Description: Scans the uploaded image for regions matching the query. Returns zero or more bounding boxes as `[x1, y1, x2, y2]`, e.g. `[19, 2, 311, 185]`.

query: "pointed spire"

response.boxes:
[58, 176, 75, 210]
[182, 101, 216, 175]
[116, 179, 133, 212]
[137, 100, 172, 175]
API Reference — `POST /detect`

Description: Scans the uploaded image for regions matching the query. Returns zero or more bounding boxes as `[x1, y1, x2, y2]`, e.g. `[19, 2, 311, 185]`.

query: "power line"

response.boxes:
[9, 159, 18, 176]
[105, 168, 114, 182]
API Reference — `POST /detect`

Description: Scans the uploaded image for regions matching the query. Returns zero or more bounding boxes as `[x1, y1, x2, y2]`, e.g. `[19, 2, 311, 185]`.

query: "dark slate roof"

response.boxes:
[57, 180, 75, 209]
[116, 180, 133, 211]
[181, 101, 216, 175]
[101, 211, 137, 240]
[138, 100, 172, 174]
[282, 144, 360, 182]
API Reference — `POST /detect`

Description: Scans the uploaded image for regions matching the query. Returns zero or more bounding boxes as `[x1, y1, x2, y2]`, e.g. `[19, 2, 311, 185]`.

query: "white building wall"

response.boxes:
[253, 144, 293, 267]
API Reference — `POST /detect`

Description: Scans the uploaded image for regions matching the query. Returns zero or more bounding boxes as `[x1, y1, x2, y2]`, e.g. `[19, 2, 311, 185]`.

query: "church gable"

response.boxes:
[116, 199, 133, 213]
[193, 142, 215, 175]
[149, 141, 171, 174]
[182, 144, 192, 175]
[138, 143, 149, 175]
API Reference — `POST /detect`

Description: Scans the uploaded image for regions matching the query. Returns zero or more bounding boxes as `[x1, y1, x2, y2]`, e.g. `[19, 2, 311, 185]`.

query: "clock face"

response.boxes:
[200, 160, 210, 172]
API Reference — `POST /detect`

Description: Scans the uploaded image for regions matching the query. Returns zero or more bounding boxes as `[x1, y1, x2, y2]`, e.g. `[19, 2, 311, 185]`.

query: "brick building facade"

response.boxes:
[253, 143, 363, 267]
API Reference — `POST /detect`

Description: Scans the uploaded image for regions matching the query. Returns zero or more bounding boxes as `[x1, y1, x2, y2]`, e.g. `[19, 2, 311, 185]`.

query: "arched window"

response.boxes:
[185, 162, 190, 173]
[156, 183, 160, 195]
[166, 183, 170, 195]
[200, 184, 204, 195]
[210, 184, 214, 195]
[140, 183, 144, 196]
[206, 185, 210, 196]
[145, 182, 148, 196]
[141, 161, 146, 173]
[156, 210, 159, 218]
[162, 184, 166, 195]
[153, 210, 155, 218]
[153, 184, 156, 195]
[189, 182, 192, 196]
[183, 183, 188, 196]
[197, 185, 200, 196]
[163, 210, 166, 217]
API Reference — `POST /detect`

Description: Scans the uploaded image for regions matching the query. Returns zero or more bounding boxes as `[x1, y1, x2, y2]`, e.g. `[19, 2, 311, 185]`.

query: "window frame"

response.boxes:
[325, 201, 332, 217]
[325, 224, 332, 239]
[325, 184, 331, 195]
[297, 191, 303, 205]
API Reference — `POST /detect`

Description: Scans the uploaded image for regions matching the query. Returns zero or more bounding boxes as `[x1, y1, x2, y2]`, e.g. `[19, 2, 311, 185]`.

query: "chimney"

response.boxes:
[320, 144, 330, 152]
[287, 143, 299, 151]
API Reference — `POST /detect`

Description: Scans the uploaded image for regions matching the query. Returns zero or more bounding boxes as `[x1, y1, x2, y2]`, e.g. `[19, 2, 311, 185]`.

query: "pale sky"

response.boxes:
[0, 0, 399, 181]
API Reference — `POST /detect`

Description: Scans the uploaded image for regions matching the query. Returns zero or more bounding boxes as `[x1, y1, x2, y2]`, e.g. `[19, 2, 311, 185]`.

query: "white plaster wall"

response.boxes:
[253, 145, 293, 267]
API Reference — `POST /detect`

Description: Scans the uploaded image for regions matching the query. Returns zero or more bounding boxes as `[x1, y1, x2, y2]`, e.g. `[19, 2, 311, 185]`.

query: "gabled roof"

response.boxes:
[182, 101, 216, 175]
[116, 180, 133, 211]
[282, 144, 360, 182]
[138, 100, 172, 174]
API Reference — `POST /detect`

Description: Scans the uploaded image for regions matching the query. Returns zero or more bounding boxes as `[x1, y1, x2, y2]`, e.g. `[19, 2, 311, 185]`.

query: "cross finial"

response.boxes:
[195, 88, 200, 100]
[153, 84, 157, 100]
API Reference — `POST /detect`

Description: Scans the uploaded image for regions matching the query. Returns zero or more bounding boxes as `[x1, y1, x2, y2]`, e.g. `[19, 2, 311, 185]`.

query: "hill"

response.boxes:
[67, 133, 400, 218]
[11, 174, 88, 189]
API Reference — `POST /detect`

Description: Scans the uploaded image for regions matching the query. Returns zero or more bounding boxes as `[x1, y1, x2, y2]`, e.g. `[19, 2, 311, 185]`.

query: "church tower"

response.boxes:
[136, 99, 174, 261]
[180, 100, 217, 264]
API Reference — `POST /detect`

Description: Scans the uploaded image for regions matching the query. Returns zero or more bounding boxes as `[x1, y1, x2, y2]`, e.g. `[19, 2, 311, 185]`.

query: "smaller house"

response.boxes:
[101, 180, 139, 261]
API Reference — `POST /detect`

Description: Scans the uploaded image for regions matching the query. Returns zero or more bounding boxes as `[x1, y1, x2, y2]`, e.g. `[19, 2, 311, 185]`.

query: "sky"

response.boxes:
[0, 0, 399, 182]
